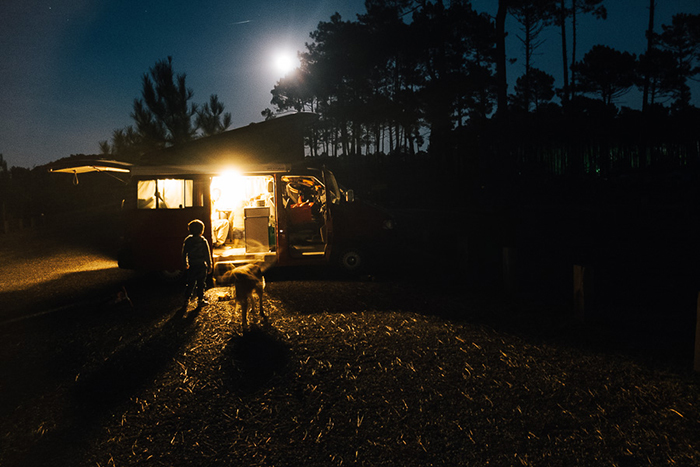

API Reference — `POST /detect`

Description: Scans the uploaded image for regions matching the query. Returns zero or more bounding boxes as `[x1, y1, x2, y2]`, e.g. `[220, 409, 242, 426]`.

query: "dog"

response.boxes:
[219, 263, 266, 327]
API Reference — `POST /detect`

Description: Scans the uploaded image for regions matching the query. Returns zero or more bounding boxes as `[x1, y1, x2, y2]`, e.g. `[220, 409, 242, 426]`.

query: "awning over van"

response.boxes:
[126, 163, 293, 177]
[47, 159, 133, 174]
[47, 159, 295, 178]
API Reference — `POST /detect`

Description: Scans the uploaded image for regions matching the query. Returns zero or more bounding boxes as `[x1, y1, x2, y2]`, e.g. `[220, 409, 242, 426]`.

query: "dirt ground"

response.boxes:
[1, 256, 700, 466]
[2, 209, 700, 466]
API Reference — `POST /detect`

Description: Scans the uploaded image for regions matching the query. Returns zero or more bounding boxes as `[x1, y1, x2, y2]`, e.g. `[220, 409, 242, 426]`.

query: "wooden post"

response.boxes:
[695, 293, 700, 372]
[502, 247, 515, 294]
[574, 265, 593, 321]
[1, 202, 7, 234]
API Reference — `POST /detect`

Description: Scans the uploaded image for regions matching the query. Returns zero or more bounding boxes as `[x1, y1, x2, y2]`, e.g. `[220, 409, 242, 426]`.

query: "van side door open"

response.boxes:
[280, 174, 329, 260]
[210, 173, 277, 270]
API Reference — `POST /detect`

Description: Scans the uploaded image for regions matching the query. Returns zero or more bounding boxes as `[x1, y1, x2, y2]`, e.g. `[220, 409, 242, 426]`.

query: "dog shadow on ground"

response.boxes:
[222, 324, 290, 395]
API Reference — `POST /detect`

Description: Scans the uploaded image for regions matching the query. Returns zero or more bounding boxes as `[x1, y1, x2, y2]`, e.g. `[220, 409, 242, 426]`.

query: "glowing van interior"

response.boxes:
[210, 173, 276, 259]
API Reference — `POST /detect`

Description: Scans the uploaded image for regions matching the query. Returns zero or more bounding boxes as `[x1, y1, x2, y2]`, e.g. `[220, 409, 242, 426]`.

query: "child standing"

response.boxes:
[181, 219, 212, 310]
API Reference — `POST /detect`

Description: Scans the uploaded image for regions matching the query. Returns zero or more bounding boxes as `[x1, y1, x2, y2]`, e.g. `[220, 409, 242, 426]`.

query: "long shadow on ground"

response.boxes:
[5, 301, 200, 467]
[221, 325, 291, 395]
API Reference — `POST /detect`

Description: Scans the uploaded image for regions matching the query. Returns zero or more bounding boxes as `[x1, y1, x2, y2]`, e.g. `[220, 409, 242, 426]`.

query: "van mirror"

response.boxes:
[345, 189, 355, 203]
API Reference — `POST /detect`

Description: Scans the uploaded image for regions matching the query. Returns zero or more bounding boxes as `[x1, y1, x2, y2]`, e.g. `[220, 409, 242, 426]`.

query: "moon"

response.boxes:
[272, 50, 300, 77]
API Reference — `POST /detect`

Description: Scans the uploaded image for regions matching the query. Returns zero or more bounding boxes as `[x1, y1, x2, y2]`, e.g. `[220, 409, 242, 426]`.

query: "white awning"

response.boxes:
[48, 160, 133, 174]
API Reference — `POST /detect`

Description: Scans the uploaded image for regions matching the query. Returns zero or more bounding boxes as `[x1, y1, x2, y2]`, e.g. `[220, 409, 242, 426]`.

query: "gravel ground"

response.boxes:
[1, 273, 699, 467]
[0, 225, 136, 323]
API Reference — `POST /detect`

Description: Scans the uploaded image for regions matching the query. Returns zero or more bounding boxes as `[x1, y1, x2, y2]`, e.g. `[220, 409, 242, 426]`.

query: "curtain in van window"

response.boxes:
[137, 179, 194, 209]
[138, 180, 157, 209]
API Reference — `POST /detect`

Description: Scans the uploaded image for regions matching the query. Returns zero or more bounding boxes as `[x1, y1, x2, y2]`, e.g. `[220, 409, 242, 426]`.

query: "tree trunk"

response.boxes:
[560, 0, 570, 105]
[642, 0, 655, 113]
[523, 13, 533, 112]
[495, 0, 509, 118]
[570, 1, 578, 98]
[388, 125, 395, 153]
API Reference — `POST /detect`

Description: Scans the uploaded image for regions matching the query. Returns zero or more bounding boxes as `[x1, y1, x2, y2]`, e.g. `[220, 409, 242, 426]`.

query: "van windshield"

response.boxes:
[323, 170, 341, 205]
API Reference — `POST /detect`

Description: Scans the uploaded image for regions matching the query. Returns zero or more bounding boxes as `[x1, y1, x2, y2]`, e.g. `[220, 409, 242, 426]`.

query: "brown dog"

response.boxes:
[220, 263, 265, 327]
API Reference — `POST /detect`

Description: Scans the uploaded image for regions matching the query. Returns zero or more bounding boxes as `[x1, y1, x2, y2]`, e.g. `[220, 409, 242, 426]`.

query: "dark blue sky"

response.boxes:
[1, 0, 698, 168]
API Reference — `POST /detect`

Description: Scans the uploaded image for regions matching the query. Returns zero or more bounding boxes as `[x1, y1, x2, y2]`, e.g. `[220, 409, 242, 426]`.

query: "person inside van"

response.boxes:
[211, 188, 232, 247]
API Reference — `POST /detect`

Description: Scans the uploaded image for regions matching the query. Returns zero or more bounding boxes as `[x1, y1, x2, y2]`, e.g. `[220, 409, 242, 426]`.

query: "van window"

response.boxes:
[323, 170, 341, 205]
[137, 179, 193, 209]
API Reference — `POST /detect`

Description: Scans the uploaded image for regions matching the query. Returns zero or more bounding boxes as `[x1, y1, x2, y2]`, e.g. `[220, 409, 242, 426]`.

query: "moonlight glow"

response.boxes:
[272, 50, 300, 76]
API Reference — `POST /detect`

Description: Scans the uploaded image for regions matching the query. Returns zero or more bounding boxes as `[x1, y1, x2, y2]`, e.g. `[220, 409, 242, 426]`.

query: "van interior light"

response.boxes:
[219, 169, 242, 181]
[211, 170, 246, 210]
[211, 172, 275, 214]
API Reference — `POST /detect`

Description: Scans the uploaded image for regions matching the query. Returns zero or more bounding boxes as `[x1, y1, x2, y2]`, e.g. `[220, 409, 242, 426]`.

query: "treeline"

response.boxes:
[306, 103, 700, 211]
[267, 0, 700, 184]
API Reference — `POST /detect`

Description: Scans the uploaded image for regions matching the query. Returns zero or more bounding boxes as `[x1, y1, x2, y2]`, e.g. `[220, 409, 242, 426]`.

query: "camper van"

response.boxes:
[50, 161, 394, 277]
[49, 114, 393, 277]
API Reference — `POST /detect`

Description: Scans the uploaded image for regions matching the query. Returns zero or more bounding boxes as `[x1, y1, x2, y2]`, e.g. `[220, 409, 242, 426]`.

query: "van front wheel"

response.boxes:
[337, 248, 365, 275]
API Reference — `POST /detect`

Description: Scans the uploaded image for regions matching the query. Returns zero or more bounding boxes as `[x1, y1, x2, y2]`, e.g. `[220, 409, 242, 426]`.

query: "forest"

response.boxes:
[262, 0, 700, 209]
[2, 0, 700, 225]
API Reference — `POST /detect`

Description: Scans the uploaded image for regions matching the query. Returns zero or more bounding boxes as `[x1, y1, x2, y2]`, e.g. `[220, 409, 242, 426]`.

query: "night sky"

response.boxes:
[1, 0, 699, 169]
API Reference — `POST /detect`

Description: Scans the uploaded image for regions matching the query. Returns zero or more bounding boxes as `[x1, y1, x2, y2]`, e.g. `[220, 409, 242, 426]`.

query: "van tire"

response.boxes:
[337, 248, 365, 275]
